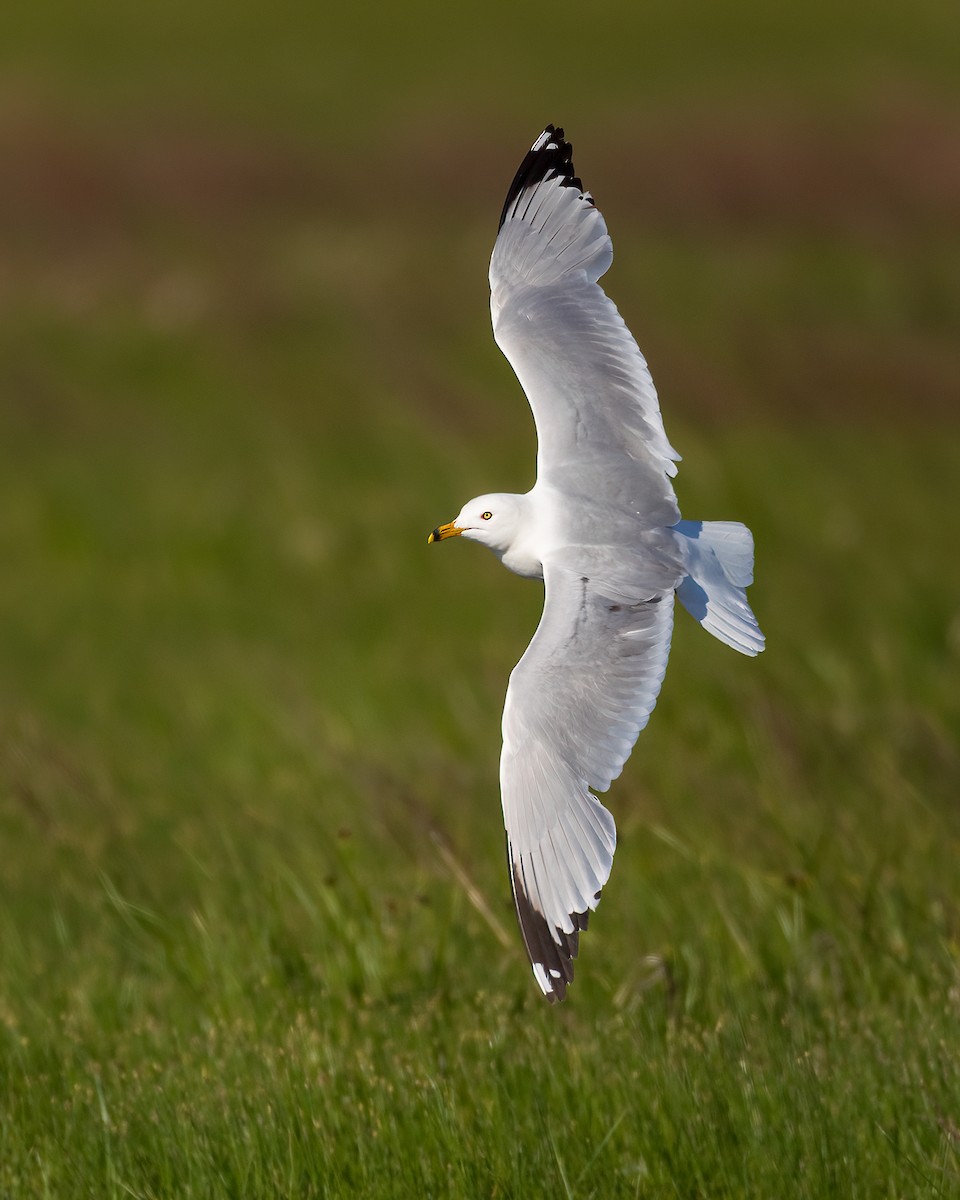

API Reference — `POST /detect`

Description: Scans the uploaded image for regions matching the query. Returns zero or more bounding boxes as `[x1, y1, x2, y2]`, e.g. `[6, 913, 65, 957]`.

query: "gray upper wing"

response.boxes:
[489, 127, 681, 523]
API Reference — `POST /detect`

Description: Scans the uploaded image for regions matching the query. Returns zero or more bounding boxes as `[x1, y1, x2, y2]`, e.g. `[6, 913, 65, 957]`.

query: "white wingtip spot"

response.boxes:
[532, 962, 555, 996]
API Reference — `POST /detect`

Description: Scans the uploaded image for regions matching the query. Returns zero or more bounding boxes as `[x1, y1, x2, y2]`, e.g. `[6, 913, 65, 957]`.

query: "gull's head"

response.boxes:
[428, 493, 523, 556]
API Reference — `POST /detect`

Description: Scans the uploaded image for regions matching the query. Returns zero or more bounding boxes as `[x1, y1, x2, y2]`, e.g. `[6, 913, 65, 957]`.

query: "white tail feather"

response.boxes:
[675, 520, 765, 656]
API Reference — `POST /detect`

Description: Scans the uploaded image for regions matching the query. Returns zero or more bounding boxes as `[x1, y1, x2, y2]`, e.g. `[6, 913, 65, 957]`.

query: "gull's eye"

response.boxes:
[481, 511, 493, 520]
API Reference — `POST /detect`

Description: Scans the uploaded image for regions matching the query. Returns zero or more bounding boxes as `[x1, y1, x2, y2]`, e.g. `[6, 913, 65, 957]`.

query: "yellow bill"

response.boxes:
[427, 522, 463, 544]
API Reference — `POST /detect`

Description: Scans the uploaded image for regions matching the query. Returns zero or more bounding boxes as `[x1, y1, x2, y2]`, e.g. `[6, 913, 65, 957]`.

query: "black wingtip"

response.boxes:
[498, 124, 587, 231]
[510, 857, 587, 1003]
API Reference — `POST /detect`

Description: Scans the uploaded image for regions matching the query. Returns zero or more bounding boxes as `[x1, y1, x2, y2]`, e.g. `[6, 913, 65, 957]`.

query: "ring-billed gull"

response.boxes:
[429, 125, 764, 1002]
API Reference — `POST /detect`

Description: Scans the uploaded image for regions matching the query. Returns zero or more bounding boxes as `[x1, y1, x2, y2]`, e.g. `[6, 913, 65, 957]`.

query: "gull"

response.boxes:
[428, 125, 764, 1002]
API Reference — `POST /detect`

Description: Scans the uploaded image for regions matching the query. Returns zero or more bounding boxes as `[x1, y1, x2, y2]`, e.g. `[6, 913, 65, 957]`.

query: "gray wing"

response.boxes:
[500, 563, 675, 1001]
[489, 126, 681, 527]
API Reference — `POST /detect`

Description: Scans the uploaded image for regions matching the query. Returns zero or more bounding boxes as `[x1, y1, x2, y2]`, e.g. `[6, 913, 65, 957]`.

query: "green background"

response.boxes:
[2, 1, 958, 1194]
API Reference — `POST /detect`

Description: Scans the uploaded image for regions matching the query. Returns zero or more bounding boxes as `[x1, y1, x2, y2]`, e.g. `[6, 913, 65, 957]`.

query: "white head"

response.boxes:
[428, 492, 524, 558]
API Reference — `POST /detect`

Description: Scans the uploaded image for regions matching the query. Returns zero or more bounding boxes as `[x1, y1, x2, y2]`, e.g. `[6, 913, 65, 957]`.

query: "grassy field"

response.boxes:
[2, 1, 959, 1195]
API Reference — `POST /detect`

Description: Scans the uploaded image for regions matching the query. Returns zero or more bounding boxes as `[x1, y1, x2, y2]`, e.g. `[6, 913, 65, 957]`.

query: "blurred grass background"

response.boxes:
[1, 0, 959, 1195]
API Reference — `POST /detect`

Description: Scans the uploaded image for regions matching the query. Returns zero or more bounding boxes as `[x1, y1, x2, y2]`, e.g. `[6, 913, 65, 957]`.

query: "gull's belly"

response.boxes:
[512, 483, 684, 594]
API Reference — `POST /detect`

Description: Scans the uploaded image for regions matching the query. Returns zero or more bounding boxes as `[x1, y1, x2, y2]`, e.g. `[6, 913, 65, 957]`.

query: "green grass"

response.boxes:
[2, 1, 960, 1195]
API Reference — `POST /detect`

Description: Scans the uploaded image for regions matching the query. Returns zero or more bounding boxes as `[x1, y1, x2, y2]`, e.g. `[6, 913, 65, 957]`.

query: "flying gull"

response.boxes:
[429, 125, 765, 1001]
